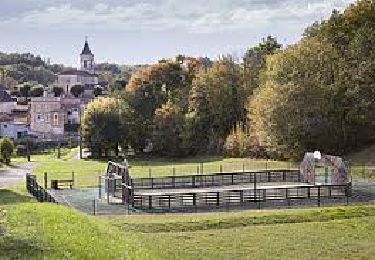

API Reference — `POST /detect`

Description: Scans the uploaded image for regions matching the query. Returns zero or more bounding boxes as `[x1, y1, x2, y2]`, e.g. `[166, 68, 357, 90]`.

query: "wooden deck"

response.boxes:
[134, 182, 313, 196]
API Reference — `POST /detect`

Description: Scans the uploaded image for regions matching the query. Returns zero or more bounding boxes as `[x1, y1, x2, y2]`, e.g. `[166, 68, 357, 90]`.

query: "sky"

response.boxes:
[0, 0, 355, 67]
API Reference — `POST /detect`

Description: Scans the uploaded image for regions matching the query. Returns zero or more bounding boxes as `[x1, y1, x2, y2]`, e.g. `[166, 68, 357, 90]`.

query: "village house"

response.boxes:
[0, 86, 30, 140]
[29, 97, 84, 139]
[0, 121, 28, 140]
[0, 86, 16, 114]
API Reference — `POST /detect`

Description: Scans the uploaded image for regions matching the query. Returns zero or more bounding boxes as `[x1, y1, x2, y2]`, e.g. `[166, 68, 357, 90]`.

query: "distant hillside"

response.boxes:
[0, 52, 64, 86]
[0, 52, 149, 90]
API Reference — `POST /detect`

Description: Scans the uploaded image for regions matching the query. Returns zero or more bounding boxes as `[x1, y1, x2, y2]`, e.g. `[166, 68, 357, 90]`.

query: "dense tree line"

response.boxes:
[248, 1, 375, 159]
[82, 1, 375, 160]
[0, 52, 63, 86]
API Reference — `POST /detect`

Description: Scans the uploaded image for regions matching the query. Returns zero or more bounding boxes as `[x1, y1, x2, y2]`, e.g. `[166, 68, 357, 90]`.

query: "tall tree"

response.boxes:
[242, 35, 282, 96]
[188, 55, 244, 153]
[81, 97, 122, 158]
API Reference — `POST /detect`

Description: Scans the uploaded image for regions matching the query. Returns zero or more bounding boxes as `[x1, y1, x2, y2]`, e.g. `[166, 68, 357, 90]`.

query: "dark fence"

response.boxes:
[132, 184, 351, 211]
[26, 173, 56, 203]
[131, 170, 301, 190]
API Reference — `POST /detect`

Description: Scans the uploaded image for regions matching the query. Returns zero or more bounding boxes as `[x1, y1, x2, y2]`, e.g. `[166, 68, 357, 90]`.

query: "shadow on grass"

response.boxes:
[0, 189, 32, 205]
[0, 236, 46, 259]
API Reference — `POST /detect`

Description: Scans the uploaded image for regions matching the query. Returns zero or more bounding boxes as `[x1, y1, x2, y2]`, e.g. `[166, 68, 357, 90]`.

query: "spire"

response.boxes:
[81, 37, 92, 55]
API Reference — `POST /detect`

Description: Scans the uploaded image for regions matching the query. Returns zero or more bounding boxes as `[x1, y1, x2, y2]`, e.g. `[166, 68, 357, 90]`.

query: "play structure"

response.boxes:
[102, 152, 352, 212]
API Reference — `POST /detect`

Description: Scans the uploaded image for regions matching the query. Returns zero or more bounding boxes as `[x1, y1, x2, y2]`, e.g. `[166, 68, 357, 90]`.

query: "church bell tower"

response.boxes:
[80, 37, 94, 73]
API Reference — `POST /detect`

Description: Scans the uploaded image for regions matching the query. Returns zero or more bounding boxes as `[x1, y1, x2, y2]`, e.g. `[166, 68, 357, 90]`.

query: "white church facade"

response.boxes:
[57, 40, 99, 95]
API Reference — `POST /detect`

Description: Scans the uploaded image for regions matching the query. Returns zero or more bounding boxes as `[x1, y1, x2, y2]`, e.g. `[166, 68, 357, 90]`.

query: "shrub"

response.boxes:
[70, 84, 84, 97]
[29, 86, 44, 97]
[52, 86, 64, 97]
[0, 137, 14, 165]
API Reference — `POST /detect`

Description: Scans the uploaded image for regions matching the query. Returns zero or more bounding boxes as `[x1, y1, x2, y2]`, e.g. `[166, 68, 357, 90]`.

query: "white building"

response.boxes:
[57, 40, 99, 95]
[0, 121, 28, 140]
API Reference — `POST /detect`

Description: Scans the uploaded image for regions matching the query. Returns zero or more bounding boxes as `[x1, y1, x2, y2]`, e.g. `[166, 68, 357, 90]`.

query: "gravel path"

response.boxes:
[0, 163, 36, 188]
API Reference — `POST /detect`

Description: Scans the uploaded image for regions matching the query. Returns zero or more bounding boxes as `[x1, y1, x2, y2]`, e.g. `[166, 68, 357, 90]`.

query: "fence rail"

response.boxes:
[26, 173, 56, 203]
[132, 184, 351, 211]
[131, 170, 301, 190]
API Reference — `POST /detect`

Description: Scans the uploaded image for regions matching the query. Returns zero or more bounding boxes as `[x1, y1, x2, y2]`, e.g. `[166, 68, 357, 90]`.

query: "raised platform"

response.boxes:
[132, 182, 349, 211]
[134, 182, 313, 196]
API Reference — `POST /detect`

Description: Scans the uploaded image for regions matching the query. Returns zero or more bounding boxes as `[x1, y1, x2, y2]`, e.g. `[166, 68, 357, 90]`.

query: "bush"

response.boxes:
[0, 137, 14, 164]
[52, 86, 64, 97]
[29, 86, 44, 97]
[70, 84, 84, 97]
[224, 122, 265, 158]
[94, 87, 103, 97]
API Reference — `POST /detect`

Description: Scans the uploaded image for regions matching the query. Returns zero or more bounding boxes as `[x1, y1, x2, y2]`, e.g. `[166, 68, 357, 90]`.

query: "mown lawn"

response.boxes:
[2, 148, 375, 259]
[1, 187, 375, 259]
[135, 216, 375, 260]
[33, 150, 297, 188]
[0, 188, 151, 260]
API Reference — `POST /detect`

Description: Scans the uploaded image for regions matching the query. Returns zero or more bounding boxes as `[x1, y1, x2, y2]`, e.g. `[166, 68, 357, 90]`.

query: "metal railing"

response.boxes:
[131, 170, 301, 190]
[132, 184, 351, 211]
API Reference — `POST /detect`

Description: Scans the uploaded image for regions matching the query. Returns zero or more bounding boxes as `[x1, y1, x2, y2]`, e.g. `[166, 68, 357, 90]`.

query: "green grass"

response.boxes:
[137, 216, 375, 260]
[13, 147, 79, 164]
[351, 165, 375, 180]
[33, 151, 297, 188]
[2, 149, 375, 259]
[2, 187, 375, 259]
[0, 188, 152, 259]
[108, 205, 375, 233]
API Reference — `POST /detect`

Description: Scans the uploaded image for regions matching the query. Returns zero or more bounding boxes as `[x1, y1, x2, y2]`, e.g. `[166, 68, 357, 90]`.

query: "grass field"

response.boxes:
[1, 147, 375, 259]
[1, 187, 375, 259]
[32, 150, 298, 188]
[23, 145, 375, 188]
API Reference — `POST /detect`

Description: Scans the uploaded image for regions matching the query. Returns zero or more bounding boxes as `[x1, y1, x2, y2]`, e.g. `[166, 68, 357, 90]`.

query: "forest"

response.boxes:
[80, 1, 374, 160]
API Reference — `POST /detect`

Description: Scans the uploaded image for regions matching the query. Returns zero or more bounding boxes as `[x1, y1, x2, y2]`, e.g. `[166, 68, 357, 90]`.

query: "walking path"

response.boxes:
[0, 163, 36, 188]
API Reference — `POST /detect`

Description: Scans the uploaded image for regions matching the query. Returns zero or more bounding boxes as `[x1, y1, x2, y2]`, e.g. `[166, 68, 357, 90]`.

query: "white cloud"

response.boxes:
[0, 0, 355, 33]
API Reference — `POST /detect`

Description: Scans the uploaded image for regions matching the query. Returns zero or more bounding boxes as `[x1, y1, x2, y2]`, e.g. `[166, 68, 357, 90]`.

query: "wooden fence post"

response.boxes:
[93, 200, 96, 216]
[72, 171, 75, 187]
[44, 172, 48, 189]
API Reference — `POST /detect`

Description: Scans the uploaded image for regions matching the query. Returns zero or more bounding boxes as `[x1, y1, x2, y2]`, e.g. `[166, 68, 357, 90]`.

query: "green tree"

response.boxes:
[152, 102, 187, 156]
[18, 84, 31, 98]
[52, 86, 64, 97]
[70, 84, 84, 97]
[81, 97, 122, 158]
[122, 61, 191, 152]
[242, 35, 282, 96]
[93, 86, 103, 97]
[248, 4, 375, 160]
[188, 55, 245, 153]
[29, 86, 44, 97]
[0, 137, 14, 165]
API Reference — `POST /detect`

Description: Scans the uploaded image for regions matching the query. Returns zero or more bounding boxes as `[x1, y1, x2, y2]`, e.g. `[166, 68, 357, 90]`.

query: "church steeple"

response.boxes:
[80, 37, 94, 73]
